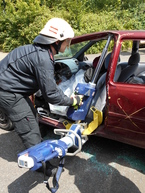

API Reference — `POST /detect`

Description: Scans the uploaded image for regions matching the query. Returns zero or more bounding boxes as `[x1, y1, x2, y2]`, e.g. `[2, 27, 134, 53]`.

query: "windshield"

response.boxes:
[54, 41, 89, 60]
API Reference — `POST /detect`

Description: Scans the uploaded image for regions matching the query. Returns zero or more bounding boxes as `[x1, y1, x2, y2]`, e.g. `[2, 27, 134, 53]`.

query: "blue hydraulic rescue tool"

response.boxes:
[18, 125, 82, 193]
[17, 35, 112, 193]
[67, 35, 112, 121]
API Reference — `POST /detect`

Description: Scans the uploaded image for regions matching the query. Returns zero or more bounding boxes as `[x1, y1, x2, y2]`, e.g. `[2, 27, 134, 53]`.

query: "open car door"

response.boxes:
[106, 39, 145, 148]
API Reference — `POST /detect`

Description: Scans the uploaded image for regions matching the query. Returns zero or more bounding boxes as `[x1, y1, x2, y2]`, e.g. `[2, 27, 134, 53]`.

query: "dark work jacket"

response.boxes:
[0, 44, 72, 106]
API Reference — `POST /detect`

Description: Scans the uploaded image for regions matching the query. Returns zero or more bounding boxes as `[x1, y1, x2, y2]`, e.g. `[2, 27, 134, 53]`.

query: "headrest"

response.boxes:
[128, 52, 140, 66]
[93, 53, 111, 69]
[93, 56, 100, 68]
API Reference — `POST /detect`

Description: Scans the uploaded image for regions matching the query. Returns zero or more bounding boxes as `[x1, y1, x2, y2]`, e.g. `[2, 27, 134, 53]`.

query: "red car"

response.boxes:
[1, 30, 145, 149]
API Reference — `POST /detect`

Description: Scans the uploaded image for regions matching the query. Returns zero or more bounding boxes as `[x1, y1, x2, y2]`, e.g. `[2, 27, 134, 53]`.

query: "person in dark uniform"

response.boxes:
[0, 18, 82, 149]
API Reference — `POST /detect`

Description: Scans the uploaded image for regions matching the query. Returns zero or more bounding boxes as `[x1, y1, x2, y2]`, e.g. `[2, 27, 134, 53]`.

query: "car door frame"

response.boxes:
[105, 36, 145, 148]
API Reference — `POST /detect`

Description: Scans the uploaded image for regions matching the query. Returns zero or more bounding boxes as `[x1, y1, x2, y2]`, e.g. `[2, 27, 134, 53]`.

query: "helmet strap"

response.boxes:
[52, 41, 63, 54]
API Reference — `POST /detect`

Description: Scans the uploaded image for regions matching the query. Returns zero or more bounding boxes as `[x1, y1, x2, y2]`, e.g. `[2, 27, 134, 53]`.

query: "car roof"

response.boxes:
[72, 30, 145, 44]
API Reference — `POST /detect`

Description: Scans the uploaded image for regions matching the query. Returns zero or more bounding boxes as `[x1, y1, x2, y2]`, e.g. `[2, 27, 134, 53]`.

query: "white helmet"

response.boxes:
[33, 18, 74, 45]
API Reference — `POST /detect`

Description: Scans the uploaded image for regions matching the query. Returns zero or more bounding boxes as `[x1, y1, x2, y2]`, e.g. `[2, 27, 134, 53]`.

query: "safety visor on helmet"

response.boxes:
[33, 34, 57, 45]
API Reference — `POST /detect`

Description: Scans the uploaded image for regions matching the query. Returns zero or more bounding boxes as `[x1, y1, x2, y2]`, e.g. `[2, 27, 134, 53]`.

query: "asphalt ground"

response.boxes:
[0, 126, 145, 193]
[0, 52, 145, 193]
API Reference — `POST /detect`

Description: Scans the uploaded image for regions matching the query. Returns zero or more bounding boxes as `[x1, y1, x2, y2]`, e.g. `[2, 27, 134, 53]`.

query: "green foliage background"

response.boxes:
[0, 0, 145, 52]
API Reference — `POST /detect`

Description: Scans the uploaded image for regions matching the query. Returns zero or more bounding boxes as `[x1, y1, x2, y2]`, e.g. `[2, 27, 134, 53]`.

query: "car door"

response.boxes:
[105, 43, 145, 148]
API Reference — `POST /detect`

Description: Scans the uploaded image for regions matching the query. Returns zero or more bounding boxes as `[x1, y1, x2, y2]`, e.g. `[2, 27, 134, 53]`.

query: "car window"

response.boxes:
[54, 41, 89, 60]
[84, 40, 105, 61]
[115, 40, 145, 84]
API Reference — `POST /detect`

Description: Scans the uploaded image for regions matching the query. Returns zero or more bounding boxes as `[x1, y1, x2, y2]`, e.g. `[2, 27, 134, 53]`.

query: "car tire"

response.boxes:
[0, 108, 14, 131]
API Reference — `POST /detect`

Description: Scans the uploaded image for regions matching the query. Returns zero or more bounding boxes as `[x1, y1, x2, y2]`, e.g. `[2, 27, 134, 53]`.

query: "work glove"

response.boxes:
[72, 95, 83, 106]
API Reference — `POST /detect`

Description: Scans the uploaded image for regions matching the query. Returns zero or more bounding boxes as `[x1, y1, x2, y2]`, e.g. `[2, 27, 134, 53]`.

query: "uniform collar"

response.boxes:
[48, 48, 54, 61]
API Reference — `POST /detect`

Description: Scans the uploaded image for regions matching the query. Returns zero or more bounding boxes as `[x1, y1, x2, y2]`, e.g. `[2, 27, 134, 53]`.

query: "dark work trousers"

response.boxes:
[0, 89, 41, 148]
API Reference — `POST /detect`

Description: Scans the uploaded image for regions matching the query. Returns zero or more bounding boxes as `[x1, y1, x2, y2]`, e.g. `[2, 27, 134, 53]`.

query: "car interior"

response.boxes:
[35, 38, 145, 127]
[120, 44, 145, 84]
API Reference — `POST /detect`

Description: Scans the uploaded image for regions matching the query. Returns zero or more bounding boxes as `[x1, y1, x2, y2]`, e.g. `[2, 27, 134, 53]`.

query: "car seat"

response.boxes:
[93, 64, 121, 112]
[118, 52, 140, 82]
[93, 52, 112, 74]
[87, 52, 112, 83]
[86, 53, 121, 123]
